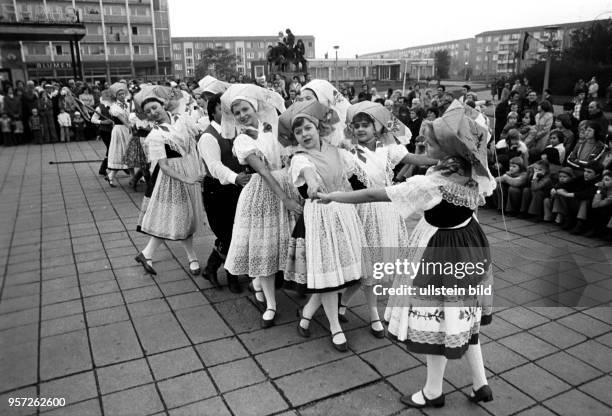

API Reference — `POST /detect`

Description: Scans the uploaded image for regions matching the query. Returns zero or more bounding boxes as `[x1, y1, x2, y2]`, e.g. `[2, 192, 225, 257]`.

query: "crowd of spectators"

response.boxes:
[488, 77, 611, 241]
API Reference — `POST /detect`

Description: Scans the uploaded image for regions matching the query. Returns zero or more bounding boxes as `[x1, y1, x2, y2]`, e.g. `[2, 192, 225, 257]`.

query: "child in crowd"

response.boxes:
[519, 160, 553, 221]
[57, 108, 72, 142]
[12, 114, 23, 145]
[1, 113, 12, 146]
[73, 111, 85, 141]
[493, 156, 528, 214]
[493, 128, 529, 173]
[498, 111, 519, 142]
[28, 108, 43, 145]
[587, 170, 612, 240]
[541, 129, 565, 172]
[552, 161, 603, 233]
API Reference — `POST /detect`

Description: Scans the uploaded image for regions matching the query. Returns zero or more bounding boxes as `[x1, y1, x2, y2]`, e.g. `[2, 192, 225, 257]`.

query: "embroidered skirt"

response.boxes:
[107, 125, 131, 170]
[137, 151, 205, 240]
[357, 201, 412, 285]
[283, 200, 364, 293]
[384, 216, 493, 359]
[123, 136, 148, 169]
[225, 169, 300, 277]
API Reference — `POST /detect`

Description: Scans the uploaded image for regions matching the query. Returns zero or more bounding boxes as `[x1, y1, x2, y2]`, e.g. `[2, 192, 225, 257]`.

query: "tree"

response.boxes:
[434, 50, 451, 79]
[564, 19, 612, 65]
[194, 47, 237, 80]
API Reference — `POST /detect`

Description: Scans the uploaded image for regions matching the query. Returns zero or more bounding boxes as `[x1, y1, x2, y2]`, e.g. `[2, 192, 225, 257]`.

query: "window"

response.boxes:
[476, 56, 481, 61]
[237, 47, 243, 54]
[87, 45, 104, 55]
[224, 42, 230, 49]
[246, 42, 251, 48]
[130, 6, 150, 16]
[55, 45, 63, 55]
[186, 48, 192, 56]
[477, 37, 483, 43]
[186, 58, 193, 66]
[475, 64, 480, 70]
[133, 45, 140, 54]
[26, 43, 48, 55]
[173, 43, 181, 51]
[207, 42, 214, 48]
[486, 36, 491, 42]
[104, 6, 125, 15]
[187, 68, 193, 76]
[173, 53, 182, 60]
[247, 52, 254, 59]
[107, 25, 127, 35]
[196, 42, 203, 49]
[174, 63, 183, 70]
[112, 45, 127, 55]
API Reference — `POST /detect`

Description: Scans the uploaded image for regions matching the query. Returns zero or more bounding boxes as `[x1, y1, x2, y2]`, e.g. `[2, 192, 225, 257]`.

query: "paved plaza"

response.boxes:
[0, 141, 611, 416]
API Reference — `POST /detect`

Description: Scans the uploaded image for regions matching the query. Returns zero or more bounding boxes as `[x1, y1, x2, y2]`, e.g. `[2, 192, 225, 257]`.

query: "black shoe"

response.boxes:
[400, 390, 445, 408]
[370, 319, 385, 339]
[227, 274, 243, 294]
[468, 385, 493, 403]
[331, 330, 348, 352]
[203, 270, 222, 289]
[261, 308, 276, 328]
[135, 252, 157, 275]
[249, 282, 266, 307]
[296, 309, 311, 338]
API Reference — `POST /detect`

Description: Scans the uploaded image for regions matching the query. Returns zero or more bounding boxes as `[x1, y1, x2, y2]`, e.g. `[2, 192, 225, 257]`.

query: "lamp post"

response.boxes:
[542, 26, 559, 96]
[333, 45, 339, 84]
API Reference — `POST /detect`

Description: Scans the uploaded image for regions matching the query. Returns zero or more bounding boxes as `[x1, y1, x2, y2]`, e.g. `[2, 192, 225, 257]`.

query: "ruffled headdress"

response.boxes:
[278, 100, 340, 146]
[109, 82, 128, 100]
[301, 79, 350, 146]
[198, 75, 230, 95]
[427, 100, 496, 197]
[220, 84, 286, 138]
[345, 101, 411, 145]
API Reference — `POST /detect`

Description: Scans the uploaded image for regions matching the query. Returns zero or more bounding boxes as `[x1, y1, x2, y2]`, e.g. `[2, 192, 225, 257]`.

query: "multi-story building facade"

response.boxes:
[170, 35, 315, 79]
[359, 39, 474, 79]
[473, 21, 591, 76]
[0, 0, 171, 82]
[361, 20, 595, 79]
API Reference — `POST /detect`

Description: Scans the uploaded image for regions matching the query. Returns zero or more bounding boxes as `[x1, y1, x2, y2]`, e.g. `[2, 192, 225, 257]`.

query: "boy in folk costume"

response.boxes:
[198, 93, 251, 293]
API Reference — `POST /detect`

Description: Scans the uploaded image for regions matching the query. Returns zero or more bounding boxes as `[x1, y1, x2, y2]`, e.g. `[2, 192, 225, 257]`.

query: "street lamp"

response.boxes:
[333, 45, 339, 83]
[542, 26, 559, 96]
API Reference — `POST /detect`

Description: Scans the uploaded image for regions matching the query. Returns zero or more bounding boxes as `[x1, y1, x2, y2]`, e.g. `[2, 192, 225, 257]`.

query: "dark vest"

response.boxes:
[202, 124, 245, 188]
[98, 105, 113, 133]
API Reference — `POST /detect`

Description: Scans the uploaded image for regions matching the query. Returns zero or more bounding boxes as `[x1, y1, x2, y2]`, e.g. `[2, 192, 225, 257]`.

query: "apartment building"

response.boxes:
[0, 0, 171, 81]
[361, 20, 595, 78]
[170, 35, 315, 79]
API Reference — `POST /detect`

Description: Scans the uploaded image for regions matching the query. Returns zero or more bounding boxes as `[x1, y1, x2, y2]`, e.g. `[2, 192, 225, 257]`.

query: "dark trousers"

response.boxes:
[202, 179, 241, 274]
[98, 130, 112, 175]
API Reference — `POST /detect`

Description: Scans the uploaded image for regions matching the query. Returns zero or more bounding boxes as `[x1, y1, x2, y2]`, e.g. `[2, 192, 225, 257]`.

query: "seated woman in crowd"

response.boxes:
[566, 121, 607, 175]
[519, 160, 553, 221]
[498, 111, 519, 143]
[554, 113, 576, 159]
[525, 100, 554, 163]
[493, 128, 529, 172]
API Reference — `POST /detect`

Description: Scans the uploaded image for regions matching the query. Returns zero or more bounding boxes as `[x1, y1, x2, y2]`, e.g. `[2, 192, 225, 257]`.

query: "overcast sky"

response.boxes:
[168, 0, 612, 58]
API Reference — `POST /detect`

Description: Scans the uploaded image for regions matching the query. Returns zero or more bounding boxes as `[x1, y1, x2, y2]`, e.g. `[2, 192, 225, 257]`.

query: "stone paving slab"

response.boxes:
[0, 142, 611, 416]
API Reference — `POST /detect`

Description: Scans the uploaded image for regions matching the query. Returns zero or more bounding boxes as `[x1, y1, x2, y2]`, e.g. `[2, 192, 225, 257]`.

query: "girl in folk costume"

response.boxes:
[279, 100, 367, 352]
[107, 82, 133, 187]
[221, 84, 302, 328]
[124, 87, 154, 191]
[339, 101, 438, 338]
[299, 79, 352, 147]
[134, 85, 207, 276]
[319, 100, 496, 408]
